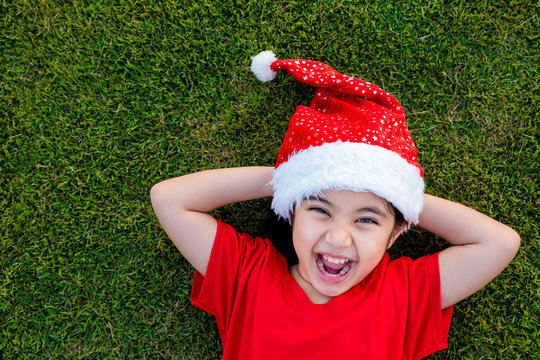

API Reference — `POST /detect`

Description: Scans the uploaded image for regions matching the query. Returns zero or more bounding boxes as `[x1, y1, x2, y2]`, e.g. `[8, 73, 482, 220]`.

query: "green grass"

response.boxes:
[1, 0, 538, 358]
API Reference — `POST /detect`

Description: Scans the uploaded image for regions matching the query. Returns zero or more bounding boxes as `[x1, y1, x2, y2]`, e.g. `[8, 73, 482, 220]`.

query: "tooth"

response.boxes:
[317, 258, 325, 272]
[323, 255, 349, 264]
[339, 262, 351, 275]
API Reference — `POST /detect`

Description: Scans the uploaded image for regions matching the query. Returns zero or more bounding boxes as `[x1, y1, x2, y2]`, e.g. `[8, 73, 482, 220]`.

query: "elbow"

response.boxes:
[508, 228, 521, 257]
[150, 181, 168, 208]
[501, 227, 521, 262]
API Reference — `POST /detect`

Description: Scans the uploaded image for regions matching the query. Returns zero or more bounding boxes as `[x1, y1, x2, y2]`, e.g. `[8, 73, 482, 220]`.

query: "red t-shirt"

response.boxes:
[192, 220, 453, 359]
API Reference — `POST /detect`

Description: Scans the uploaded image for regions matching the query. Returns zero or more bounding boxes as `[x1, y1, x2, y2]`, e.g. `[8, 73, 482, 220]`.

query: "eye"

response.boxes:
[356, 217, 377, 225]
[309, 207, 330, 216]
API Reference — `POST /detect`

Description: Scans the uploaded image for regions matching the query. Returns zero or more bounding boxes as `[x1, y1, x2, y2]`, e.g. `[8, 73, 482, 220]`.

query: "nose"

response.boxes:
[326, 225, 352, 248]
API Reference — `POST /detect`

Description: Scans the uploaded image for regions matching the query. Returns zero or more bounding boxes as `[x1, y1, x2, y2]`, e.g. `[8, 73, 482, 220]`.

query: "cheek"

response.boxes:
[292, 231, 311, 256]
[292, 223, 319, 257]
[354, 232, 392, 256]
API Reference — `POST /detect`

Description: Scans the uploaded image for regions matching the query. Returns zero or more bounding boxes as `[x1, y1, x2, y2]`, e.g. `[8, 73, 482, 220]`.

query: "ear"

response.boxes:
[386, 223, 408, 249]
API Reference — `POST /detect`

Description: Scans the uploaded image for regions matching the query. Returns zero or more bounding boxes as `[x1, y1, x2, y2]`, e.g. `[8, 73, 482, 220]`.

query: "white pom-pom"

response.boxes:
[250, 50, 278, 82]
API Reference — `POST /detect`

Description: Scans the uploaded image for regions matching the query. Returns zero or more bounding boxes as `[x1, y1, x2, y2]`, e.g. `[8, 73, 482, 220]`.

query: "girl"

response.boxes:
[151, 51, 520, 359]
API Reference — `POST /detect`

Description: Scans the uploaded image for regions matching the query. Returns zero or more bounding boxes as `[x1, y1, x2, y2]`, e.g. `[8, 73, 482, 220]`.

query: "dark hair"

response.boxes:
[390, 205, 406, 229]
[264, 215, 298, 265]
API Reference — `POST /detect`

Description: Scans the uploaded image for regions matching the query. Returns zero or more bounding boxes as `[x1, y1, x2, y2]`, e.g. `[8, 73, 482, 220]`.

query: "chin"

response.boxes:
[311, 268, 361, 298]
[316, 284, 350, 298]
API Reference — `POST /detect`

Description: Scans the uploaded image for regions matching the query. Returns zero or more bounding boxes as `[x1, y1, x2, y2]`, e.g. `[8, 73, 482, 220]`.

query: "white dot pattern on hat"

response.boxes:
[271, 58, 422, 176]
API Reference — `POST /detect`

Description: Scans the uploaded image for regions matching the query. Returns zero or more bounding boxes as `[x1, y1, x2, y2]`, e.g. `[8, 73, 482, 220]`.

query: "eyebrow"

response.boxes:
[357, 206, 388, 218]
[307, 196, 388, 218]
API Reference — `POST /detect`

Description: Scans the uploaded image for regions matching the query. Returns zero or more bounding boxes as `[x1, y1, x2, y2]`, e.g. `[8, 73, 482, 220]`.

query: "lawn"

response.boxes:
[1, 0, 538, 358]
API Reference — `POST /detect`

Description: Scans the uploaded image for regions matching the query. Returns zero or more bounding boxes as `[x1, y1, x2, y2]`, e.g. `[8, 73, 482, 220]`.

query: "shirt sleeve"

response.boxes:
[403, 253, 453, 360]
[191, 220, 268, 338]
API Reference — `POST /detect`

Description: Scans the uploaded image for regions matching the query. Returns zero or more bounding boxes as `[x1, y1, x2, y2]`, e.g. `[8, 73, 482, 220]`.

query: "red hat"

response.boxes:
[251, 51, 424, 224]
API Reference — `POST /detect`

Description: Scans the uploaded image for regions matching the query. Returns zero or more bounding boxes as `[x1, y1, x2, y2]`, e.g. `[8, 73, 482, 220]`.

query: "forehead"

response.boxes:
[303, 190, 391, 211]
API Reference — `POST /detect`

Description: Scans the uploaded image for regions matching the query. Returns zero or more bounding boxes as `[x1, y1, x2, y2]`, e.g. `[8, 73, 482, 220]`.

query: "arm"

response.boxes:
[418, 194, 520, 309]
[150, 167, 274, 275]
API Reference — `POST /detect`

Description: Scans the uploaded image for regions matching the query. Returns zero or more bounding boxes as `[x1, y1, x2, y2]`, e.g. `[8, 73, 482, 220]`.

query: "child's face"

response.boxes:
[290, 190, 403, 303]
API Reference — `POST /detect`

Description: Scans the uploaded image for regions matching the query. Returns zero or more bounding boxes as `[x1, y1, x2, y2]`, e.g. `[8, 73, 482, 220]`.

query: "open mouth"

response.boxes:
[315, 253, 354, 279]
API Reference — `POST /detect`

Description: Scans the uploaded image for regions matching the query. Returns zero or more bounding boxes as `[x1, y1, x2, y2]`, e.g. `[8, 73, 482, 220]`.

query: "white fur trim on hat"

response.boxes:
[251, 50, 278, 82]
[270, 141, 425, 224]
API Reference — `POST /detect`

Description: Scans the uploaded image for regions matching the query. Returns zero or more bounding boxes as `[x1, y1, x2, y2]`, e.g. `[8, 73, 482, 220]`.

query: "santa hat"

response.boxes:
[251, 50, 424, 224]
